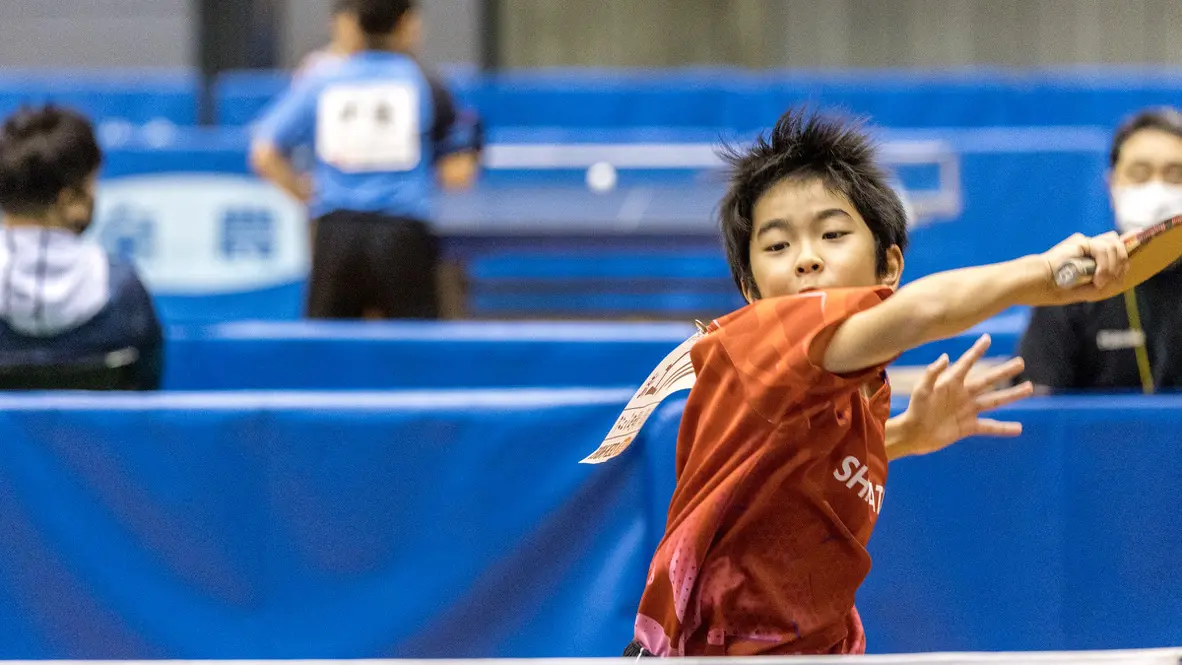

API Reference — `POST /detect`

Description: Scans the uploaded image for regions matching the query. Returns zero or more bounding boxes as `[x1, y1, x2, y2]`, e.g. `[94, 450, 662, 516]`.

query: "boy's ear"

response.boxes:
[881, 245, 904, 289]
[741, 280, 759, 303]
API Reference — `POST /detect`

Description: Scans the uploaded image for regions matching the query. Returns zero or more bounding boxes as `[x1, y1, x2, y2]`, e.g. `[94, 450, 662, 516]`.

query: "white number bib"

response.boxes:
[316, 82, 421, 172]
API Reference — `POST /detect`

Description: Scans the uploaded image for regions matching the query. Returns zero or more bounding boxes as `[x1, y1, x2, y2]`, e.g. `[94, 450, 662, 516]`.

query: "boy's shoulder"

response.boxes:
[691, 286, 894, 423]
[711, 286, 893, 343]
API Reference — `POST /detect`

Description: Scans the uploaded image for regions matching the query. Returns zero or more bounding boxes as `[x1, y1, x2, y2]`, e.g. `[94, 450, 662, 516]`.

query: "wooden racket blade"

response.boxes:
[1054, 214, 1182, 290]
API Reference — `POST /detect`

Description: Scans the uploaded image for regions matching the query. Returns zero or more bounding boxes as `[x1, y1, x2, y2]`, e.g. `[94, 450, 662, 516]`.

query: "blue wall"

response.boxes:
[6, 67, 1177, 133]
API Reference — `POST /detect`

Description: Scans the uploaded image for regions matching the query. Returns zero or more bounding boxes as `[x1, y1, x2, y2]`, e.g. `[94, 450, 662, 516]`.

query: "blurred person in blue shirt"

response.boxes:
[1018, 108, 1182, 393]
[251, 0, 481, 320]
[0, 106, 163, 390]
[295, 1, 481, 192]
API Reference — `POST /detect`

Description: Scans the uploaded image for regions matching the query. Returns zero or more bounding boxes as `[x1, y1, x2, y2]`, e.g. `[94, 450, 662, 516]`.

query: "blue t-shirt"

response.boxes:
[255, 51, 476, 220]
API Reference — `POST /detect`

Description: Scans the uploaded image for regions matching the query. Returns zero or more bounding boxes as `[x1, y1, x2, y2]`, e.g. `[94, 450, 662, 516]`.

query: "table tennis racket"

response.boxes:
[1055, 214, 1182, 290]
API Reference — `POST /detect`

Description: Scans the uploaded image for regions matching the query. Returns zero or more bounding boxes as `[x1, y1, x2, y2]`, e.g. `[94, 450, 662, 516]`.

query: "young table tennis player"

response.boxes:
[623, 108, 1131, 656]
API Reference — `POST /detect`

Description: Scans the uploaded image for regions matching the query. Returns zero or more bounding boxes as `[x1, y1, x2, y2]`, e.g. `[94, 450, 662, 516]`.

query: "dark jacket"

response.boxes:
[1018, 265, 1182, 392]
[0, 226, 162, 389]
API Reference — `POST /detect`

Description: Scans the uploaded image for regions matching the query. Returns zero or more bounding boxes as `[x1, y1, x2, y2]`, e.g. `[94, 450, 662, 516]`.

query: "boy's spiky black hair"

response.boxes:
[718, 107, 909, 298]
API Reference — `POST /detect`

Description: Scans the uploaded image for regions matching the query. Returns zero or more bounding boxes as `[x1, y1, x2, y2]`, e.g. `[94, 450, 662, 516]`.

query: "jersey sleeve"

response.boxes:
[1017, 305, 1081, 390]
[252, 77, 321, 153]
[714, 286, 894, 423]
[423, 67, 483, 158]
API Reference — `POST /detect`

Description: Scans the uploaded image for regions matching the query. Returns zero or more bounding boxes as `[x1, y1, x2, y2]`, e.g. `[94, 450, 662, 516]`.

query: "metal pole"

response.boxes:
[195, 0, 283, 123]
[479, 0, 501, 71]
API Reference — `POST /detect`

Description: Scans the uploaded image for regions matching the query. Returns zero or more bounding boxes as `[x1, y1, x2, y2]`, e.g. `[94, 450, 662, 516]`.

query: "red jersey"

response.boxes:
[634, 287, 895, 656]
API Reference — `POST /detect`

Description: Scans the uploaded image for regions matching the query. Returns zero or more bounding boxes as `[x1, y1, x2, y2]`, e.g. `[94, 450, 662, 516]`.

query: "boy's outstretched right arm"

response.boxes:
[822, 232, 1129, 374]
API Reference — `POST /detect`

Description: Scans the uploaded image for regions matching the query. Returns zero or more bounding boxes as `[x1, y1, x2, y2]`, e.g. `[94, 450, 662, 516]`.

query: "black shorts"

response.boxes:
[306, 210, 440, 320]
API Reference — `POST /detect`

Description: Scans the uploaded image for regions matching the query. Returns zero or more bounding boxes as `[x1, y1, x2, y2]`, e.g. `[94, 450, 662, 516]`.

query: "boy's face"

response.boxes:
[747, 177, 902, 300]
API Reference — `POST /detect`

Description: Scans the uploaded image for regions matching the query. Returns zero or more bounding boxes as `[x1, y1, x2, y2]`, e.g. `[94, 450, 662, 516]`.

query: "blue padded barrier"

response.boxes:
[162, 321, 699, 390]
[0, 70, 199, 127]
[215, 67, 1182, 132]
[212, 70, 294, 128]
[0, 389, 643, 658]
[159, 315, 1028, 391]
[0, 391, 1178, 657]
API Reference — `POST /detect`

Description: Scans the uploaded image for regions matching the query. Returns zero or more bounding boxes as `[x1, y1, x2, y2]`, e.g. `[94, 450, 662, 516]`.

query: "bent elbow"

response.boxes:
[437, 152, 479, 191]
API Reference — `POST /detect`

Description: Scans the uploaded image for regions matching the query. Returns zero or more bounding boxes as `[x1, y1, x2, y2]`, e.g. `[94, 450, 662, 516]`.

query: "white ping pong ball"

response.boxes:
[586, 162, 618, 193]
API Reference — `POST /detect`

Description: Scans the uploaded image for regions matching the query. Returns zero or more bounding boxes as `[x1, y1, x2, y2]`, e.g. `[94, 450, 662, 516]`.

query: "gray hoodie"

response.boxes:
[0, 226, 110, 336]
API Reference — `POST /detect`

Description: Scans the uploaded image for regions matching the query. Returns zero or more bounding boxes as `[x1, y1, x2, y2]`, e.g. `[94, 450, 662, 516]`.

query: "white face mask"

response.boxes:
[1111, 181, 1182, 233]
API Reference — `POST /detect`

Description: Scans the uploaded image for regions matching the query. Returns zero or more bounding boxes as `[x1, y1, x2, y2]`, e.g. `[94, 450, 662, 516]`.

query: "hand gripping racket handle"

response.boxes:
[1054, 257, 1097, 288]
[1052, 214, 1182, 289]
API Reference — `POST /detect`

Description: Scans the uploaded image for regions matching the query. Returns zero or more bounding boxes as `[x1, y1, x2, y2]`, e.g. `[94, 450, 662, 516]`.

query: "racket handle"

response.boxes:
[1054, 257, 1097, 288]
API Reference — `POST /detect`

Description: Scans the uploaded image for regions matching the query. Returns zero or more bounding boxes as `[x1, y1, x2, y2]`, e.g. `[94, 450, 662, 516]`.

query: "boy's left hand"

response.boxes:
[892, 334, 1033, 458]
